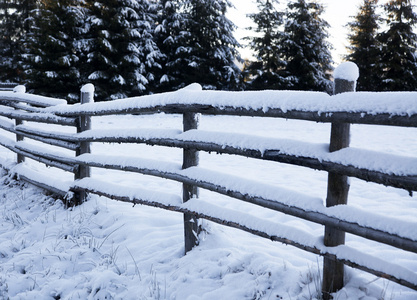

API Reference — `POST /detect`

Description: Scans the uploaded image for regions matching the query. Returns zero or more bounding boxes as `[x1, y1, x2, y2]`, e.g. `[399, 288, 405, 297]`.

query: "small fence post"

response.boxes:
[322, 62, 359, 300]
[14, 85, 26, 163]
[182, 112, 200, 254]
[74, 84, 94, 204]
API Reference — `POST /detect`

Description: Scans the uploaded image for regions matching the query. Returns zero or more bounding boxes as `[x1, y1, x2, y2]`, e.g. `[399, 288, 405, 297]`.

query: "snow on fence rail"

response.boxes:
[0, 63, 416, 299]
[0, 82, 18, 91]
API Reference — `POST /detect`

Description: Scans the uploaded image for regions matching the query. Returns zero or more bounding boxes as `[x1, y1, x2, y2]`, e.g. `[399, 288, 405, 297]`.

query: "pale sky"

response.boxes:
[228, 0, 364, 66]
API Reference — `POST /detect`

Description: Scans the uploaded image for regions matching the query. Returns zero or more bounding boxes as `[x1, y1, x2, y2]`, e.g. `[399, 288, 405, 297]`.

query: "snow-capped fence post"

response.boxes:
[74, 84, 94, 205]
[182, 112, 200, 253]
[14, 85, 26, 164]
[322, 62, 359, 300]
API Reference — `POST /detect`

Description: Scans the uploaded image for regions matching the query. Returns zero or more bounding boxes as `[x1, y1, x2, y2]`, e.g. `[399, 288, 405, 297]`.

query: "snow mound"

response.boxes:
[180, 83, 202, 91]
[13, 85, 26, 93]
[81, 83, 95, 94]
[334, 62, 359, 81]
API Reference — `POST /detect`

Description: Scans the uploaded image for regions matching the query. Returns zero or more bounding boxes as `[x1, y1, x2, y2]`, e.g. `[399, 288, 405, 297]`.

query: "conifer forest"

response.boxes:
[0, 0, 417, 102]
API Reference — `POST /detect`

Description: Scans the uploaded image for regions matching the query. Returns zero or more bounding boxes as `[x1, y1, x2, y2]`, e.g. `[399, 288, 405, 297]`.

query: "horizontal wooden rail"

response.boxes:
[0, 138, 76, 173]
[0, 107, 77, 126]
[74, 157, 417, 253]
[1, 163, 70, 198]
[14, 146, 77, 173]
[17, 132, 78, 151]
[0, 123, 79, 151]
[0, 91, 67, 107]
[44, 102, 417, 127]
[0, 118, 14, 131]
[0, 100, 46, 113]
[15, 125, 79, 142]
[12, 125, 415, 192]
[79, 134, 417, 192]
[40, 87, 417, 127]
[0, 84, 16, 92]
[70, 178, 417, 291]
[18, 173, 68, 198]
[13, 140, 414, 253]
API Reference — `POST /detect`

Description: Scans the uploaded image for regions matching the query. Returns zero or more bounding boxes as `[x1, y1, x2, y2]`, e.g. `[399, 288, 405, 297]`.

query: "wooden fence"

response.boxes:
[0, 82, 18, 91]
[0, 64, 416, 299]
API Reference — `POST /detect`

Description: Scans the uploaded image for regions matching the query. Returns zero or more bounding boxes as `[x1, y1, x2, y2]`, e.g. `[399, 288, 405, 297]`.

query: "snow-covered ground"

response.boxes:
[0, 111, 416, 299]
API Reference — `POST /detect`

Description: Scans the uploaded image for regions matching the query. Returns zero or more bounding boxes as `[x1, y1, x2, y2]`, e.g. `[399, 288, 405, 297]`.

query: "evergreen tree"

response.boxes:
[172, 0, 242, 90]
[378, 0, 417, 91]
[135, 0, 164, 94]
[281, 0, 333, 92]
[83, 0, 163, 100]
[243, 0, 286, 90]
[0, 0, 19, 82]
[0, 0, 37, 83]
[152, 0, 185, 92]
[24, 0, 85, 102]
[81, 0, 124, 101]
[346, 0, 381, 91]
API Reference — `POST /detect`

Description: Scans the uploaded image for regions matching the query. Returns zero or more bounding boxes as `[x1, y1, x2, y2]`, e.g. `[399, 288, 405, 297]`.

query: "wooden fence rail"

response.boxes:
[0, 63, 416, 299]
[0, 82, 17, 91]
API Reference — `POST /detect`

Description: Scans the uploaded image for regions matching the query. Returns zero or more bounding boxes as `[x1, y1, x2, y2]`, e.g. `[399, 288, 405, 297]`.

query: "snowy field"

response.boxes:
[0, 111, 416, 299]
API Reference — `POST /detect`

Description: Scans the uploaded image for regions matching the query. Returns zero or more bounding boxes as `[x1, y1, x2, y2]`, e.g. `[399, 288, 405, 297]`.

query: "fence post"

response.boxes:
[322, 62, 359, 299]
[182, 112, 200, 254]
[74, 84, 94, 205]
[14, 85, 26, 163]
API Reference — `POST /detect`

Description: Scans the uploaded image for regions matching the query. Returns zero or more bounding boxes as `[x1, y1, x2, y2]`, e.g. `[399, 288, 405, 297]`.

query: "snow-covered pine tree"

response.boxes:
[0, 0, 37, 83]
[81, 0, 120, 101]
[0, 0, 20, 82]
[24, 0, 85, 102]
[378, 0, 417, 91]
[152, 0, 185, 92]
[132, 0, 164, 95]
[346, 0, 381, 91]
[173, 0, 242, 90]
[243, 0, 286, 90]
[83, 0, 161, 101]
[281, 0, 333, 92]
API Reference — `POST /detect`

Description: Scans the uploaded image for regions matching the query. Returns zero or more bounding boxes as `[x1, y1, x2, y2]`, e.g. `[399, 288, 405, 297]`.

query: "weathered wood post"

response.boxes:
[322, 62, 359, 300]
[14, 85, 26, 164]
[74, 84, 94, 204]
[182, 112, 200, 253]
